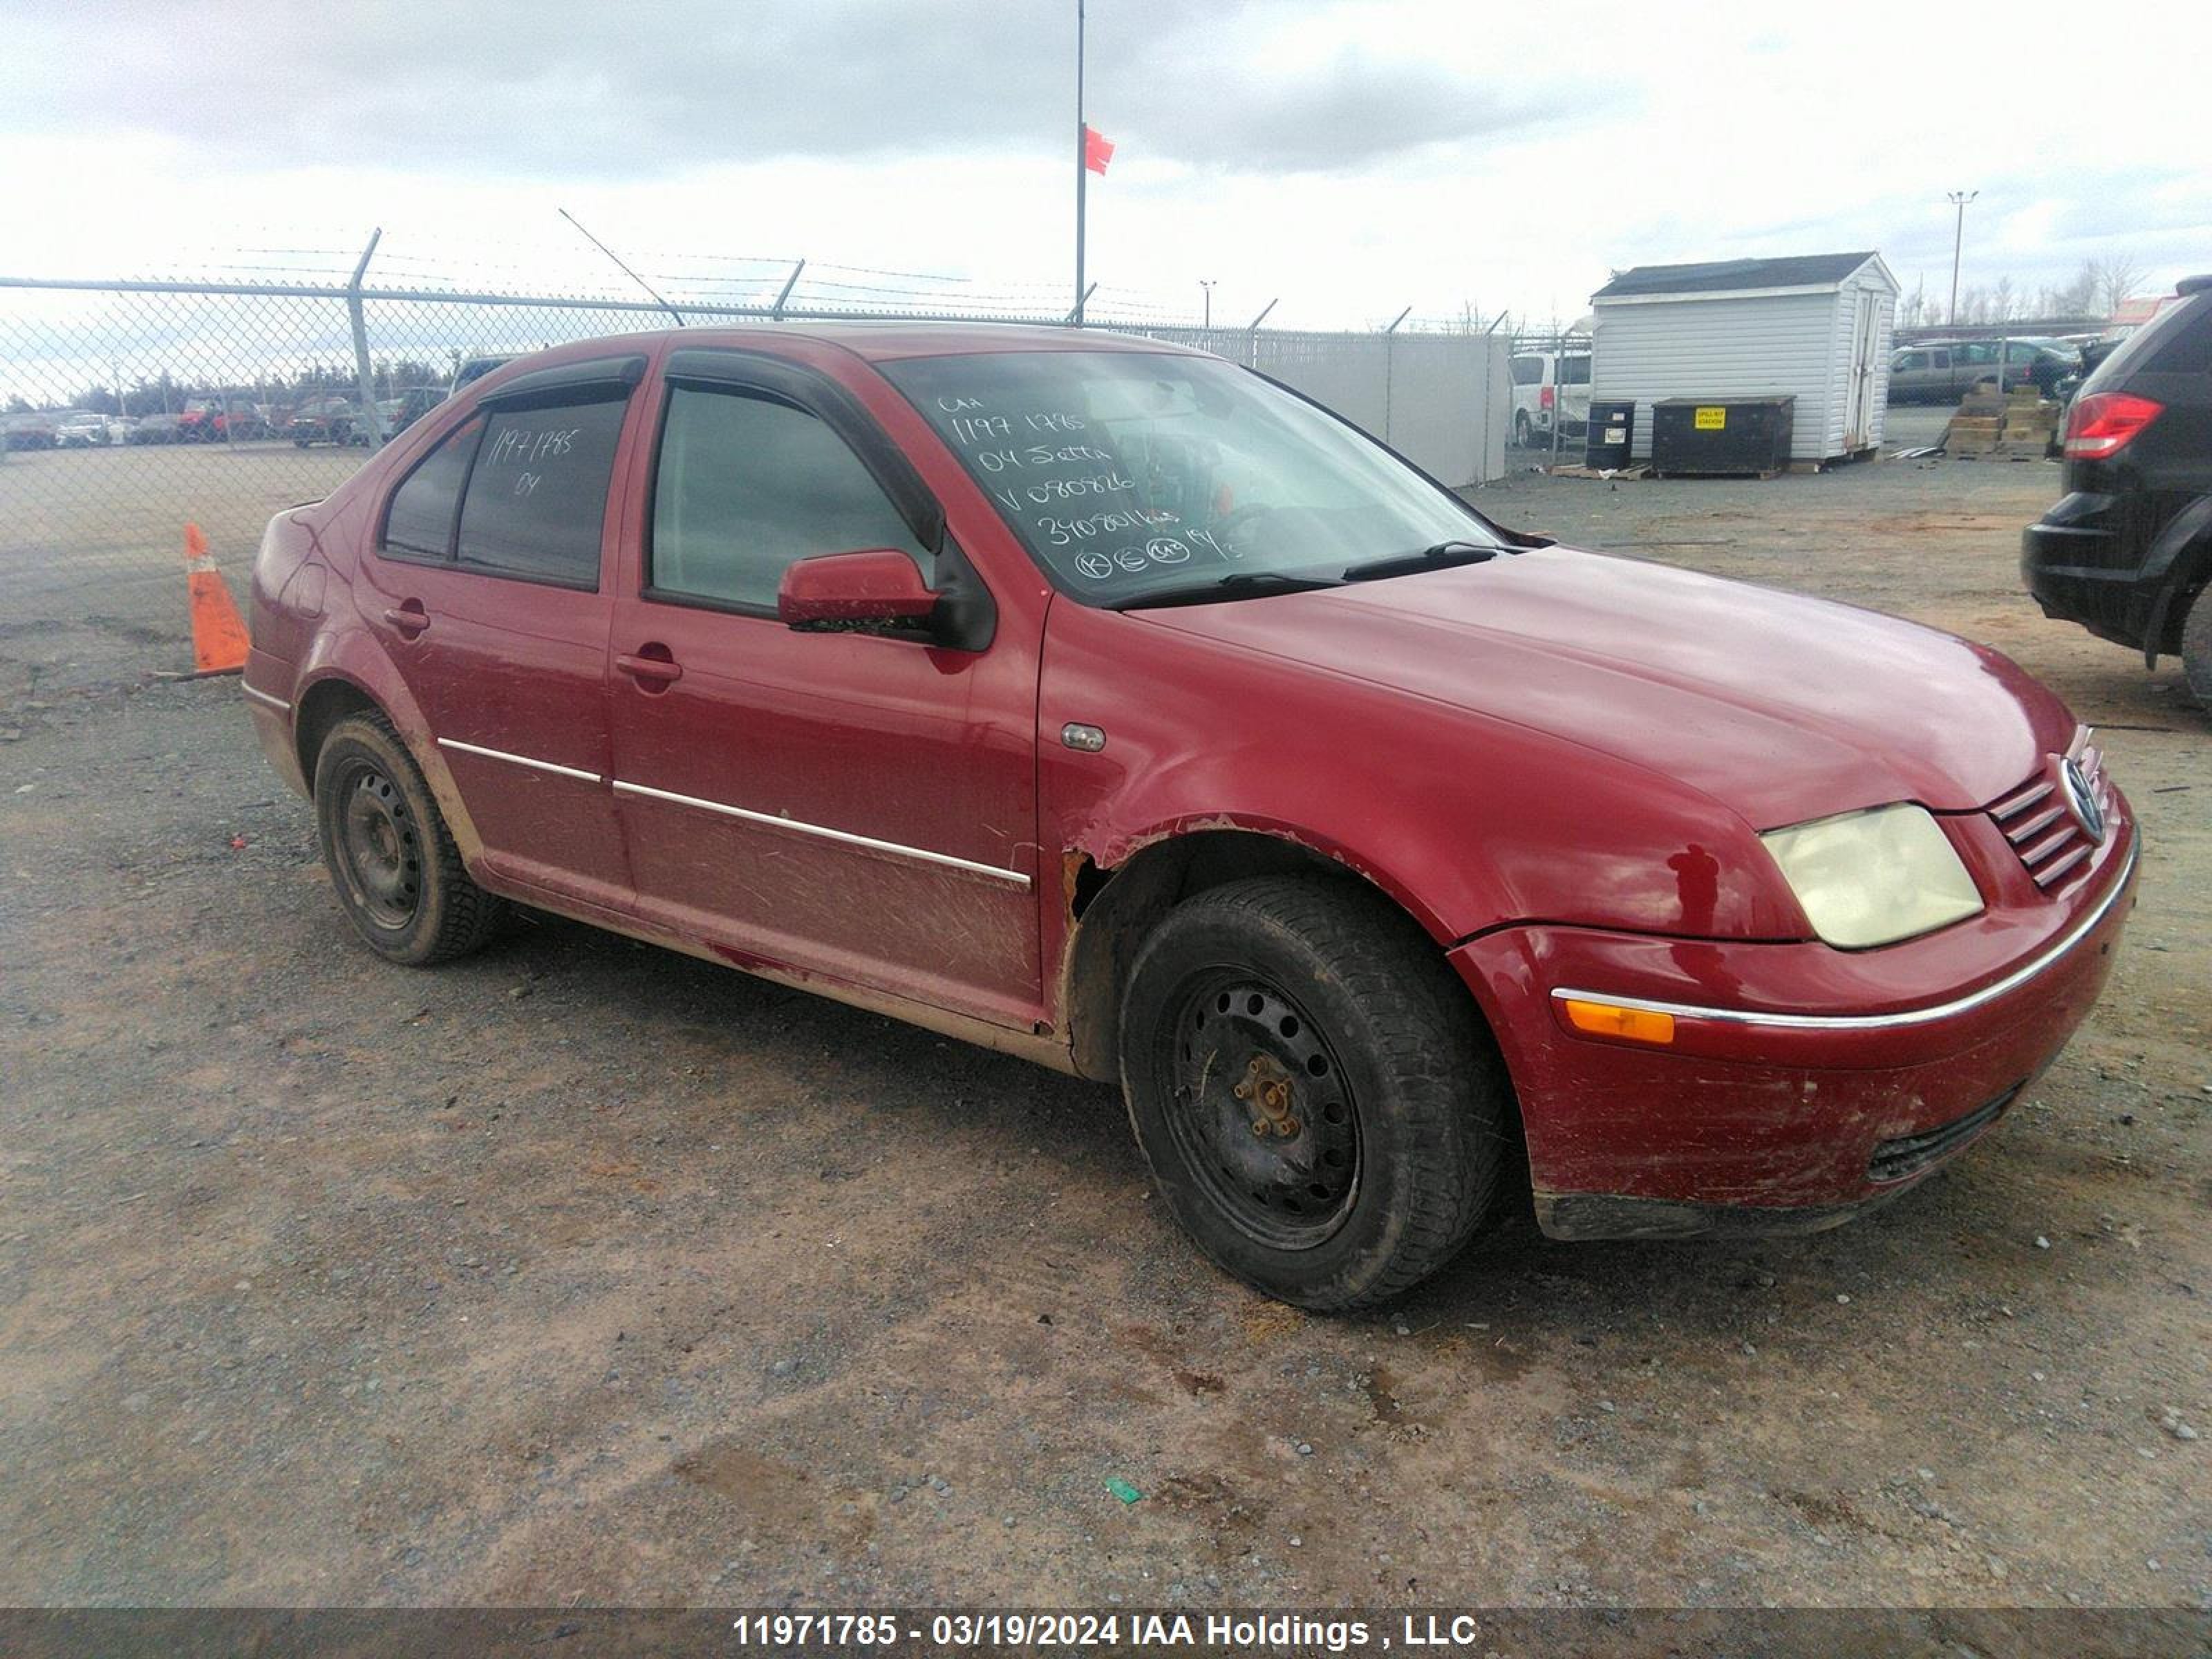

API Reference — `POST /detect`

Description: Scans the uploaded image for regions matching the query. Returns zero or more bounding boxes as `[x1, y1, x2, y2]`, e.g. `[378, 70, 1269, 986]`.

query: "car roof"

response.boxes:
[473, 321, 1210, 371]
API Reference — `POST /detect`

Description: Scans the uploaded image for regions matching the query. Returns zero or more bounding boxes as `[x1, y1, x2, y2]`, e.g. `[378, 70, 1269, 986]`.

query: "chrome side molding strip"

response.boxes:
[1551, 838, 2137, 1033]
[611, 778, 1031, 889]
[241, 684, 290, 713]
[437, 738, 603, 786]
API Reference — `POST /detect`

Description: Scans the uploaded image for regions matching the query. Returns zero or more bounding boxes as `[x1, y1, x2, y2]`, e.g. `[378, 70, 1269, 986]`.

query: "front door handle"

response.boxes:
[616, 649, 683, 686]
[382, 602, 429, 638]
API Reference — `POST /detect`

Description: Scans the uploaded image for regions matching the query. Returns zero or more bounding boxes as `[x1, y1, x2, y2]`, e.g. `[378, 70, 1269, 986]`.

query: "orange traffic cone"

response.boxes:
[184, 522, 250, 675]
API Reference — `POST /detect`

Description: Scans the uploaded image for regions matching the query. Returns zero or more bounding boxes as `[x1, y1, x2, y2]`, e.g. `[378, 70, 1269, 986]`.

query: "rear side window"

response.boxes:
[382, 414, 484, 560]
[648, 385, 927, 611]
[453, 396, 629, 587]
[1559, 356, 1591, 386]
[2083, 295, 2212, 390]
[2143, 302, 2212, 375]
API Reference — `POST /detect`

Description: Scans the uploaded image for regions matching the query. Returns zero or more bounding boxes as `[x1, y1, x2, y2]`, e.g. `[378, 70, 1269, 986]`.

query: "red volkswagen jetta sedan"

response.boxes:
[245, 325, 2137, 1309]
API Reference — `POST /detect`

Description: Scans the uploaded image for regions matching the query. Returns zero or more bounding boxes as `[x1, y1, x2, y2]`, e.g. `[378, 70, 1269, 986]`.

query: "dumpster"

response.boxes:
[1649, 396, 1794, 477]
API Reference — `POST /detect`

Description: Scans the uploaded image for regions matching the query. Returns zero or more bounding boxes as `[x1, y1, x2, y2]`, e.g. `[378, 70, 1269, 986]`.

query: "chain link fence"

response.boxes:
[1, 268, 1508, 685]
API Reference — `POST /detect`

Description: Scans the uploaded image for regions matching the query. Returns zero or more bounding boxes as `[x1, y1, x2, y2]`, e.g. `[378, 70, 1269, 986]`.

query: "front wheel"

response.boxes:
[312, 711, 502, 966]
[1119, 877, 1509, 1309]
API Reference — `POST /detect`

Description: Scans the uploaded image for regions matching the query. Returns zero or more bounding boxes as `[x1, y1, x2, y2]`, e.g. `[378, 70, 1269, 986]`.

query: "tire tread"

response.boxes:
[2181, 581, 2212, 712]
[1124, 874, 1509, 1309]
[315, 711, 501, 965]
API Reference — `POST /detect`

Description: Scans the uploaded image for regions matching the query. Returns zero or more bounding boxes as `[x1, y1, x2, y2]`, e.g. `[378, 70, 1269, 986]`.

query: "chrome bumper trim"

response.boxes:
[1551, 837, 2136, 1033]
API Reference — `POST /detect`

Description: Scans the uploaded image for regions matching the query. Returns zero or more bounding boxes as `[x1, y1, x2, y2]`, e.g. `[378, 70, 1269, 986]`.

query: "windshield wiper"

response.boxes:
[1339, 540, 1501, 583]
[1107, 570, 1343, 611]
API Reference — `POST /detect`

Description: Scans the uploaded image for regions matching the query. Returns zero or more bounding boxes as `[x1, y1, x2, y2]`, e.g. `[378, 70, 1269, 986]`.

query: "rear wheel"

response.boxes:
[2182, 582, 2212, 711]
[312, 712, 501, 966]
[1119, 876, 1508, 1310]
[1513, 411, 1533, 449]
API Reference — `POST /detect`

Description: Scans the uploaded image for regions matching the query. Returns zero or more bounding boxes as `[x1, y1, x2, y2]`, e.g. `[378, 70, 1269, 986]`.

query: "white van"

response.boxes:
[1509, 350, 1591, 447]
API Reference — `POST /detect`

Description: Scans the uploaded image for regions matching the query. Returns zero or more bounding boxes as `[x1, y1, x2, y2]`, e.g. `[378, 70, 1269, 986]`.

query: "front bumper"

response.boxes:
[1450, 827, 2137, 1239]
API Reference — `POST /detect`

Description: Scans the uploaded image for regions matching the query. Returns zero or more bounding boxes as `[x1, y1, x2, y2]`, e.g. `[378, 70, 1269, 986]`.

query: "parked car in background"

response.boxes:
[289, 397, 366, 448]
[378, 387, 444, 437]
[2024, 276, 2212, 709]
[178, 396, 270, 442]
[1509, 349, 1591, 447]
[129, 413, 182, 444]
[4, 412, 58, 450]
[448, 353, 518, 398]
[246, 324, 2135, 1309]
[1891, 339, 2081, 404]
[53, 410, 113, 448]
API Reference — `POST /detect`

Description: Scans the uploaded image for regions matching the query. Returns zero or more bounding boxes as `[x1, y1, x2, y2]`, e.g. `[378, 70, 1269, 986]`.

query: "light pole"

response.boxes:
[1199, 279, 1215, 328]
[1947, 189, 1978, 326]
[1074, 0, 1087, 325]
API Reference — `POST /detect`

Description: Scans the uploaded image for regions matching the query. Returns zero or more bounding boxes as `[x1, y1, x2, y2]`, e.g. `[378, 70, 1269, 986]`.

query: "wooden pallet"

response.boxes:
[1951, 444, 2054, 462]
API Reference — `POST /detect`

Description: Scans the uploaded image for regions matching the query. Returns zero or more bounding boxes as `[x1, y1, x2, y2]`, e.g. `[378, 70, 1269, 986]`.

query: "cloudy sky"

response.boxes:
[1, 0, 2204, 328]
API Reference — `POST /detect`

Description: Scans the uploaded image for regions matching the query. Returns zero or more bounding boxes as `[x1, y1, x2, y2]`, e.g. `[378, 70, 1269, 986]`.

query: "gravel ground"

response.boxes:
[1, 427, 2206, 1611]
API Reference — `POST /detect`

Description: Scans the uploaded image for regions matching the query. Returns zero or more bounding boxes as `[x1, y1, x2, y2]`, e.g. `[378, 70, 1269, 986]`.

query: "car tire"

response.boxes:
[1513, 411, 1533, 449]
[312, 711, 503, 966]
[2181, 581, 2212, 713]
[1119, 875, 1509, 1310]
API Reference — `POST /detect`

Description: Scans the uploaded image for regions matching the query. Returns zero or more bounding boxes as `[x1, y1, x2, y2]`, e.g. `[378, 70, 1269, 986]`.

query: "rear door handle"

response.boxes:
[616, 650, 683, 686]
[382, 603, 429, 638]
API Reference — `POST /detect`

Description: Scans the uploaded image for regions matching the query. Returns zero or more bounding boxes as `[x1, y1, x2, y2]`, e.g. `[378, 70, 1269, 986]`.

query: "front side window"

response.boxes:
[453, 396, 628, 587]
[648, 384, 927, 610]
[881, 348, 1495, 606]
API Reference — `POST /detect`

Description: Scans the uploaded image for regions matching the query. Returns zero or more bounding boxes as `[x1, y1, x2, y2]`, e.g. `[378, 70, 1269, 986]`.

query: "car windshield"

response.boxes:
[881, 348, 1499, 606]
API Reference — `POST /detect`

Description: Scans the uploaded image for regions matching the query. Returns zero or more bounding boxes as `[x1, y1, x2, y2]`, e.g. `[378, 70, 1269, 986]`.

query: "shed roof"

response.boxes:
[1593, 252, 1885, 301]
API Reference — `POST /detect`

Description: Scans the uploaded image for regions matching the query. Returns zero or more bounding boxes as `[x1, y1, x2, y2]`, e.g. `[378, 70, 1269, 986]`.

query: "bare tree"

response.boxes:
[1901, 276, 1928, 329]
[2058, 261, 2100, 316]
[1991, 275, 2016, 322]
[2092, 254, 2148, 317]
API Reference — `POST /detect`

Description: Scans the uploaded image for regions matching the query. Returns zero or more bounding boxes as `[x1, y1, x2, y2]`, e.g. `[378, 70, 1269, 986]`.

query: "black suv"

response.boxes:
[2023, 276, 2212, 708]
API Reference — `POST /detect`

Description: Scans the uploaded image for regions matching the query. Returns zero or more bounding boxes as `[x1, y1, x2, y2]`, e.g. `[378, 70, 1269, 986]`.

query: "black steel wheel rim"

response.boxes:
[333, 759, 422, 931]
[1154, 971, 1362, 1250]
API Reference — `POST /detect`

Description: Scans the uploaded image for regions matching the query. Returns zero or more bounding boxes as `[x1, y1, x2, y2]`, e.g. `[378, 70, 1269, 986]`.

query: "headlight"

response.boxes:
[1761, 803, 1983, 948]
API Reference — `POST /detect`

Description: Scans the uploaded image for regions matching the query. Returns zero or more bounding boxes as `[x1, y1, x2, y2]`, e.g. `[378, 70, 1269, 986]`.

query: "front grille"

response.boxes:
[1986, 728, 2112, 893]
[1868, 1086, 2020, 1185]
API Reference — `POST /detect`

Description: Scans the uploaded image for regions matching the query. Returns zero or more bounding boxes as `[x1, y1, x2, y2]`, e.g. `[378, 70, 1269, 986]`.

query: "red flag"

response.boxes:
[1084, 124, 1114, 176]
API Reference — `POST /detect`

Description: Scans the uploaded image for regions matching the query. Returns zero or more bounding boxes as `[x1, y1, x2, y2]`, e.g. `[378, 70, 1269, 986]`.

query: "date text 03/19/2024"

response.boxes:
[729, 1611, 1525, 1650]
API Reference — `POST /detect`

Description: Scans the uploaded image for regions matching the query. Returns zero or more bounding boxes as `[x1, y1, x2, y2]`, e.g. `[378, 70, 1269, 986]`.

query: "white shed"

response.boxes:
[1589, 252, 1899, 465]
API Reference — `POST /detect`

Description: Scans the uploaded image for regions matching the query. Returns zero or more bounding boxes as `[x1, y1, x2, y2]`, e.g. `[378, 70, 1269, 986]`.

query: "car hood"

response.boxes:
[1139, 547, 2072, 829]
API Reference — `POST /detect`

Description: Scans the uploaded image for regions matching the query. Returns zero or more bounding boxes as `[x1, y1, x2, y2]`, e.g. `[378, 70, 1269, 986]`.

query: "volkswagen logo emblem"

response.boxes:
[2060, 757, 2106, 844]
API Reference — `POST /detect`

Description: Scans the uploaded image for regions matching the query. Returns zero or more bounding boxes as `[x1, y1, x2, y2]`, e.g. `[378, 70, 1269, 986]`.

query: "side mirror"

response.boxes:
[777, 548, 941, 632]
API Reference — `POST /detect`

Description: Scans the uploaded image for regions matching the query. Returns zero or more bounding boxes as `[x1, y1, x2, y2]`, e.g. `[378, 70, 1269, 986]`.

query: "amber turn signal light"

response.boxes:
[1561, 998, 1677, 1045]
